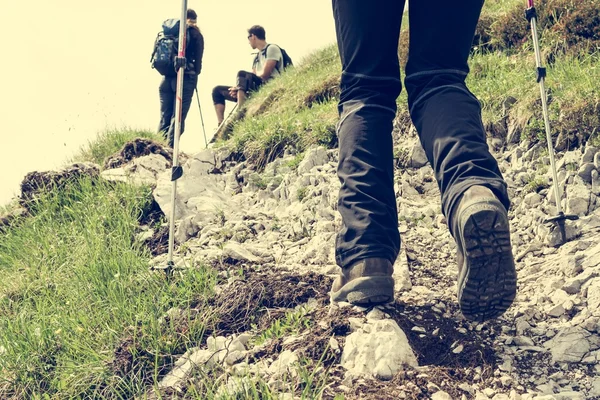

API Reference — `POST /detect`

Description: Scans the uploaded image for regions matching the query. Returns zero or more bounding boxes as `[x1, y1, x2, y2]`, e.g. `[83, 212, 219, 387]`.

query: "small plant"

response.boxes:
[394, 147, 410, 169]
[565, 162, 578, 172]
[590, 128, 600, 147]
[296, 187, 309, 202]
[178, 241, 191, 254]
[399, 213, 426, 225]
[286, 152, 305, 170]
[215, 227, 234, 242]
[524, 176, 549, 193]
[214, 207, 226, 226]
[254, 308, 311, 345]
[249, 174, 268, 190]
[271, 216, 281, 232]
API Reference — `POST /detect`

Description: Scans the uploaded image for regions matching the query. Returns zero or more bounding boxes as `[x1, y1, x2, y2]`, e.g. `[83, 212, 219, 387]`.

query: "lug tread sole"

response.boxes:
[458, 203, 517, 322]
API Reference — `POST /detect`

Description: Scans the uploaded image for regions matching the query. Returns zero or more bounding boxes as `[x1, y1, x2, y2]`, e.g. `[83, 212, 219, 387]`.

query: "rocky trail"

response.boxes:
[12, 124, 600, 399]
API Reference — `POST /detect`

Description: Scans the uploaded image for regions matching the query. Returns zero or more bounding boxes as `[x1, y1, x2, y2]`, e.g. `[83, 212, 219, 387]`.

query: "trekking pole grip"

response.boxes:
[175, 56, 186, 71]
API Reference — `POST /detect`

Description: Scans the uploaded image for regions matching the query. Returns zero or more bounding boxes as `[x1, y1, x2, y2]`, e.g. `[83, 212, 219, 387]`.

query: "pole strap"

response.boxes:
[525, 7, 537, 22]
[171, 165, 183, 181]
[536, 67, 547, 83]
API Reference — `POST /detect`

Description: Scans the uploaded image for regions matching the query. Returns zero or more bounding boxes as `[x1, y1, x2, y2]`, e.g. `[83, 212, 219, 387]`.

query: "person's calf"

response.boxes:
[215, 103, 225, 125]
[237, 89, 247, 106]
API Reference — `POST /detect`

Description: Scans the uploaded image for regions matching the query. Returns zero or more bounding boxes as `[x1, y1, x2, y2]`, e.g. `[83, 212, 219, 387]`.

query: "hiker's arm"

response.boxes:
[259, 60, 277, 80]
[261, 45, 283, 79]
[194, 30, 204, 75]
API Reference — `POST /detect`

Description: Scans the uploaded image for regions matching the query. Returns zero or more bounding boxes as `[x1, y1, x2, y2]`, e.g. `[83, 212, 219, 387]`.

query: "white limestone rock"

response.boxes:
[297, 146, 329, 175]
[341, 319, 417, 380]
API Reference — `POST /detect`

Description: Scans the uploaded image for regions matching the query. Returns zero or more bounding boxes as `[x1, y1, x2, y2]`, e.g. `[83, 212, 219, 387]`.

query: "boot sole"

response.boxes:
[330, 276, 395, 306]
[457, 201, 517, 322]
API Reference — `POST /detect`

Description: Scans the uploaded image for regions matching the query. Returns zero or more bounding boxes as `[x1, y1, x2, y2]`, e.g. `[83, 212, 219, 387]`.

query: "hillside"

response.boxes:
[1, 0, 600, 399]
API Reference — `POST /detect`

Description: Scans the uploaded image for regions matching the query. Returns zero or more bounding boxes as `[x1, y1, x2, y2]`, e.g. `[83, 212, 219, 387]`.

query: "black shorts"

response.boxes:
[236, 70, 263, 92]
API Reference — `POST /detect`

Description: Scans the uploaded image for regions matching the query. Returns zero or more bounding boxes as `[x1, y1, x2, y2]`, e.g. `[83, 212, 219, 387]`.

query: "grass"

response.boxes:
[524, 176, 549, 194]
[297, 187, 309, 202]
[2, 0, 598, 396]
[0, 177, 216, 398]
[184, 355, 331, 399]
[481, 0, 522, 15]
[286, 152, 305, 171]
[253, 308, 311, 346]
[0, 161, 330, 398]
[217, 0, 599, 165]
[72, 127, 165, 167]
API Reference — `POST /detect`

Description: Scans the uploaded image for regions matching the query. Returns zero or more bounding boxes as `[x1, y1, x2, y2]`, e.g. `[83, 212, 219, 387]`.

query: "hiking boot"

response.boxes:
[453, 185, 517, 322]
[330, 258, 394, 306]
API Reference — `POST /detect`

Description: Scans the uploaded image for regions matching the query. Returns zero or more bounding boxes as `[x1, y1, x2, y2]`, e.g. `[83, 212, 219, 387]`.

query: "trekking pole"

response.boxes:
[165, 0, 189, 277]
[195, 88, 208, 148]
[525, 0, 577, 246]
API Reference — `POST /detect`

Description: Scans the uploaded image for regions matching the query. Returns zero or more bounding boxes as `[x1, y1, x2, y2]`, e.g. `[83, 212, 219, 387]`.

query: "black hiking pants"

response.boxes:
[158, 73, 198, 147]
[212, 71, 264, 105]
[333, 0, 510, 269]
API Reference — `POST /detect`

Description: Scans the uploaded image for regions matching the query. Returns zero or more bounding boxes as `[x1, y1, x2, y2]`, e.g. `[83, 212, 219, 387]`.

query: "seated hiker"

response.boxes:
[211, 25, 283, 125]
[157, 9, 204, 148]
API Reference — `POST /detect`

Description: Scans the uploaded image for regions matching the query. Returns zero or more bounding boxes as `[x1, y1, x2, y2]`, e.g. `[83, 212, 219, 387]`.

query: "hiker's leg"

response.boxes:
[178, 74, 198, 137]
[405, 0, 510, 236]
[212, 85, 232, 124]
[332, 0, 405, 269]
[165, 75, 197, 148]
[235, 71, 256, 108]
[158, 77, 175, 138]
[237, 90, 247, 106]
[245, 74, 264, 102]
[250, 74, 264, 91]
[215, 104, 225, 125]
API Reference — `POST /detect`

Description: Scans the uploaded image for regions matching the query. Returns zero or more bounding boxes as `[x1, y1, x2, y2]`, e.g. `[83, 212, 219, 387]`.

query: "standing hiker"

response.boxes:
[157, 9, 204, 148]
[211, 25, 286, 125]
[329, 0, 517, 322]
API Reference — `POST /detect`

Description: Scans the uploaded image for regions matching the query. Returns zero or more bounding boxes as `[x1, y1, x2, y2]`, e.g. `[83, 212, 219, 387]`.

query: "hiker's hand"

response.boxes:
[174, 56, 186, 71]
[228, 87, 238, 98]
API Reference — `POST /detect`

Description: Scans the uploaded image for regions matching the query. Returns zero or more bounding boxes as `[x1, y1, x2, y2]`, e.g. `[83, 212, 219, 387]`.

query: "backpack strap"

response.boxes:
[252, 44, 269, 69]
[150, 32, 161, 62]
[253, 44, 284, 73]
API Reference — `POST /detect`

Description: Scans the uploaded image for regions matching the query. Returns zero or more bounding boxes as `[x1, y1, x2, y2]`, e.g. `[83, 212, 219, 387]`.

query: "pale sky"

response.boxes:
[1, 1, 337, 206]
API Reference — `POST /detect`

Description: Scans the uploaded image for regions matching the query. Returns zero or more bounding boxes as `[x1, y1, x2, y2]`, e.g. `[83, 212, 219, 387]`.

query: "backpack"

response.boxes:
[280, 47, 293, 70]
[150, 19, 189, 76]
[254, 44, 293, 73]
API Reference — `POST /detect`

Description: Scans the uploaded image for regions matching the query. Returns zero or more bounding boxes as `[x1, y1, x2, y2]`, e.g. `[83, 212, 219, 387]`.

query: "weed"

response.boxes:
[297, 187, 309, 202]
[249, 174, 268, 190]
[254, 308, 311, 345]
[214, 207, 226, 226]
[524, 176, 549, 193]
[287, 152, 305, 170]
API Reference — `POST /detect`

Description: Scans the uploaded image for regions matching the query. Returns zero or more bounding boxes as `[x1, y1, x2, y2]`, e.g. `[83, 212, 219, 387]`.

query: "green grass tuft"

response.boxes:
[0, 176, 216, 398]
[72, 127, 165, 167]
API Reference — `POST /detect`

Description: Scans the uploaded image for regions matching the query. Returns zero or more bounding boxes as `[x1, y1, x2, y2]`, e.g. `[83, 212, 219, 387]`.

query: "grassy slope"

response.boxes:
[0, 0, 599, 397]
[0, 131, 218, 398]
[222, 0, 599, 166]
